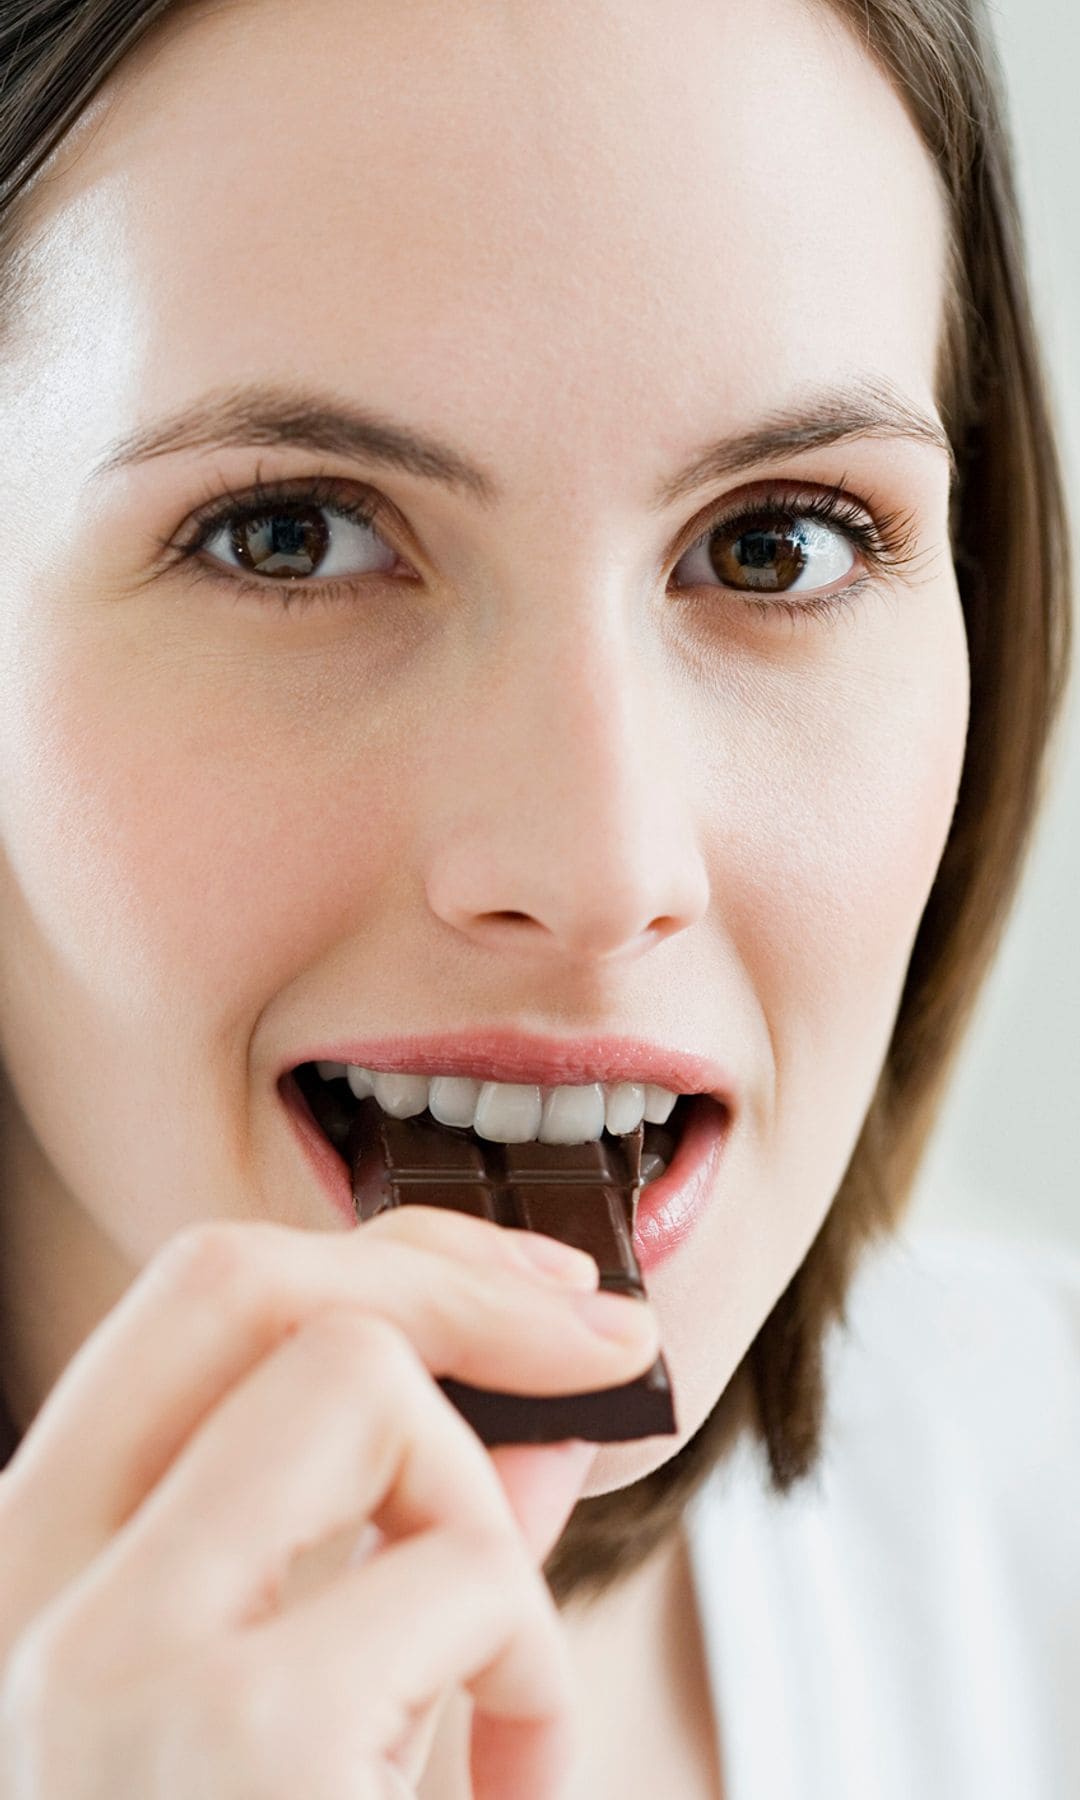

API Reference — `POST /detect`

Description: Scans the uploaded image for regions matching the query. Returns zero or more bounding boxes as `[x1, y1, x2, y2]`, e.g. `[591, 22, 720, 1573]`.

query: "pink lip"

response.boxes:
[277, 1028, 737, 1111]
[278, 1070, 731, 1272]
[632, 1092, 730, 1273]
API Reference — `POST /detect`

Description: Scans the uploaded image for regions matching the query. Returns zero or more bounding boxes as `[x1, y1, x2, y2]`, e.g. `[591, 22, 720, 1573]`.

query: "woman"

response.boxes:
[0, 0, 1073, 1794]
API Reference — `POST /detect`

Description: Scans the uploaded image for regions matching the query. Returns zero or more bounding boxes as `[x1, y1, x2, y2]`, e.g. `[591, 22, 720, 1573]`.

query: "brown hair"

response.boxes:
[0, 0, 1073, 1610]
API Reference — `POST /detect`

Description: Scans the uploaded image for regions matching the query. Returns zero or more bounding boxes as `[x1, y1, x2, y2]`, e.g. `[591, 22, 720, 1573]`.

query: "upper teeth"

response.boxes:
[313, 1062, 680, 1144]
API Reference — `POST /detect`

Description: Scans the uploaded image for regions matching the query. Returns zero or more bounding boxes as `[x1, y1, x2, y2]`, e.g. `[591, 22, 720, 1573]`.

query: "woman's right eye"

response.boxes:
[191, 495, 401, 586]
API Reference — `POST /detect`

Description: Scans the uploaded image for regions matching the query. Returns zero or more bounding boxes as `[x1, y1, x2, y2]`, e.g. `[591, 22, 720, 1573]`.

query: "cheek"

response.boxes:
[0, 628, 408, 1027]
[0, 618, 413, 1258]
[720, 579, 969, 1178]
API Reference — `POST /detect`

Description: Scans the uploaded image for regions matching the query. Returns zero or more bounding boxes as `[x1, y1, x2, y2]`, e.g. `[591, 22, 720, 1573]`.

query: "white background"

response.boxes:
[908, 0, 1079, 1250]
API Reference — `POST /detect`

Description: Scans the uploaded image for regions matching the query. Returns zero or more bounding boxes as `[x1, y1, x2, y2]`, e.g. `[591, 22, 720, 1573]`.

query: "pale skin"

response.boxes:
[0, 0, 968, 1793]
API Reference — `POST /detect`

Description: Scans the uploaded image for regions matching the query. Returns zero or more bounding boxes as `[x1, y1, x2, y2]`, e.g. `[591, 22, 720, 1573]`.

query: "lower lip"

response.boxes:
[279, 1072, 730, 1274]
[633, 1092, 730, 1272]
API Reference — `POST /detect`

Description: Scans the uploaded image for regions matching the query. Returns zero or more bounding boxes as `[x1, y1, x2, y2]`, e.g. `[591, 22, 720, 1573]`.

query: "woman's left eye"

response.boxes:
[673, 506, 857, 596]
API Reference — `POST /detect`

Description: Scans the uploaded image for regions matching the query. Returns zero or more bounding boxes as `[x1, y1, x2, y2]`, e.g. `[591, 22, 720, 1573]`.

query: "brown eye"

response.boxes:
[193, 496, 398, 587]
[714, 514, 806, 591]
[224, 504, 332, 579]
[676, 508, 857, 596]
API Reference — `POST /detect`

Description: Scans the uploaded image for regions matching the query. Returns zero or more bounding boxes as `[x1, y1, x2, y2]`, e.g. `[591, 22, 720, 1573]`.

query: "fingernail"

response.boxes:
[573, 1289, 656, 1342]
[508, 1232, 599, 1288]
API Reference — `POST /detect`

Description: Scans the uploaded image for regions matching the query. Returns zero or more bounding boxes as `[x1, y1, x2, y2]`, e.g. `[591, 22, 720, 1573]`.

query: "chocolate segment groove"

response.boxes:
[346, 1100, 678, 1445]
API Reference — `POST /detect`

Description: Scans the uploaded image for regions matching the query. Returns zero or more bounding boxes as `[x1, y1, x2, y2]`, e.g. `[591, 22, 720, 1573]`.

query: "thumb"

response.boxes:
[372, 1439, 595, 1792]
[488, 1438, 597, 1564]
[467, 1440, 595, 1800]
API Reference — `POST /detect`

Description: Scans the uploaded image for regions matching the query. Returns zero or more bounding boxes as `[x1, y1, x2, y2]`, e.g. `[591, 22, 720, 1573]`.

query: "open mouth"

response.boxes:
[290, 1060, 694, 1185]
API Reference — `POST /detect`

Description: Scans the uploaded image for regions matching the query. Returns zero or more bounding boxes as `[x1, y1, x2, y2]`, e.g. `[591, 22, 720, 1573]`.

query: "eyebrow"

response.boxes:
[89, 372, 955, 507]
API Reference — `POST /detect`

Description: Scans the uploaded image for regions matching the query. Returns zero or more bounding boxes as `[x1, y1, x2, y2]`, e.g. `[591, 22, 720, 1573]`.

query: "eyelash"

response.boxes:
[159, 470, 920, 627]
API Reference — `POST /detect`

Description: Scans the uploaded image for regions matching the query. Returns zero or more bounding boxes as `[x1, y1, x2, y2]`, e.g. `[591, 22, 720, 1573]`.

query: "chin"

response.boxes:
[578, 1432, 686, 1497]
[575, 1341, 750, 1497]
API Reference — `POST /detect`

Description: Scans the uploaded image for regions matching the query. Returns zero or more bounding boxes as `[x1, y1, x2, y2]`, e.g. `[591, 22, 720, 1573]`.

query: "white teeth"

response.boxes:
[428, 1075, 483, 1128]
[369, 1071, 430, 1118]
[605, 1081, 646, 1136]
[312, 1062, 682, 1144]
[643, 1084, 678, 1124]
[473, 1082, 543, 1143]
[539, 1083, 607, 1145]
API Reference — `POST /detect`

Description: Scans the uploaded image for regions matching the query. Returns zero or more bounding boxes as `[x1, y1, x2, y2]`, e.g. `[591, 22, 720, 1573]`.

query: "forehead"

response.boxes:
[11, 0, 947, 504]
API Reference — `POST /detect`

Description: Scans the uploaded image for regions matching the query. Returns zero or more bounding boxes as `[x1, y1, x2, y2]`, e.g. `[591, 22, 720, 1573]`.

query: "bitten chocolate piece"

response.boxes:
[346, 1100, 677, 1446]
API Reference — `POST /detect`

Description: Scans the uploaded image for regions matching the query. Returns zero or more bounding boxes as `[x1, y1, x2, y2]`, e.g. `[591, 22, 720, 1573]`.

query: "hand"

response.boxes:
[0, 1209, 660, 1798]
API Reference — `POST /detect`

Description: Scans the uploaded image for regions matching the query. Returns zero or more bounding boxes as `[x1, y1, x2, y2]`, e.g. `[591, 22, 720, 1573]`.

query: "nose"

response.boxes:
[421, 594, 710, 967]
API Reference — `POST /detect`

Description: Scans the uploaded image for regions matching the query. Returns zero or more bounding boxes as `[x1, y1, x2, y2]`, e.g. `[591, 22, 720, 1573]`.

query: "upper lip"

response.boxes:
[283, 1028, 736, 1110]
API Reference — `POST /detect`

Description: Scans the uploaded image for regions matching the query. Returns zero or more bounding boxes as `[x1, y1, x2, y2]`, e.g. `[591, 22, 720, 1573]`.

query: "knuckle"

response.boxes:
[437, 1258, 549, 1354]
[153, 1219, 290, 1322]
[296, 1305, 416, 1379]
[452, 1254, 522, 1313]
[155, 1219, 256, 1293]
[425, 1273, 510, 1366]
[383, 1251, 516, 1373]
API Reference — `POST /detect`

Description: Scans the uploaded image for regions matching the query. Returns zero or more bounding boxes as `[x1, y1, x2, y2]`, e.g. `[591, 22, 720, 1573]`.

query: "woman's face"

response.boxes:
[0, 0, 966, 1494]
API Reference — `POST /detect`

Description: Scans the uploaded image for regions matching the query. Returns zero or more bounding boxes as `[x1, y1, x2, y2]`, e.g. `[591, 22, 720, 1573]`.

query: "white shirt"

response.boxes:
[684, 1223, 1080, 1800]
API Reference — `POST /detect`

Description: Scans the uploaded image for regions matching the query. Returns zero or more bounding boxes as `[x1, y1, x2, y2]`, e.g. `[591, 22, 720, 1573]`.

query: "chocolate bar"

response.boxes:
[346, 1099, 677, 1446]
